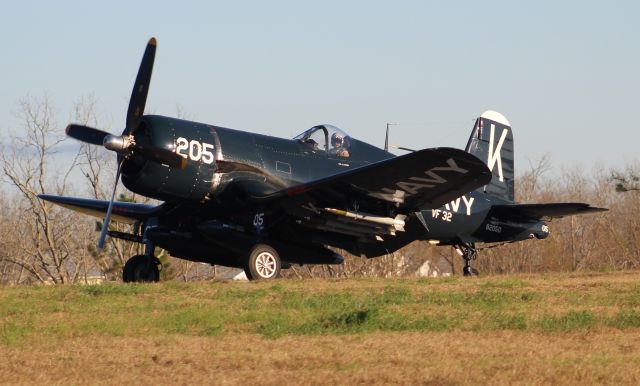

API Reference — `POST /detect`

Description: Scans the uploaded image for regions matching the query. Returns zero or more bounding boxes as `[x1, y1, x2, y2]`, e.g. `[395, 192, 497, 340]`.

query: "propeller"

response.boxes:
[126, 37, 157, 135]
[97, 160, 123, 249]
[66, 124, 109, 145]
[66, 37, 186, 250]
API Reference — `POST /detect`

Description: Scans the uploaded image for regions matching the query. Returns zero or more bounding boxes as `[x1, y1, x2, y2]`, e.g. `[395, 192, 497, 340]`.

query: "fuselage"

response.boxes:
[121, 115, 392, 203]
[416, 190, 549, 245]
[120, 115, 547, 259]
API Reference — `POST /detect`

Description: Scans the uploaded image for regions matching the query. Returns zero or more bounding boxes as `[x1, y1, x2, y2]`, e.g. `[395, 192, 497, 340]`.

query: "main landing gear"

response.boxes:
[244, 243, 282, 280]
[455, 243, 479, 277]
[122, 242, 160, 283]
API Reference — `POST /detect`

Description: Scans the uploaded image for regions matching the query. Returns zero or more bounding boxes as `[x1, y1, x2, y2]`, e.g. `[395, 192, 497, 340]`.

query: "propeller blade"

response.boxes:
[126, 37, 157, 134]
[97, 161, 123, 250]
[66, 124, 111, 146]
[134, 143, 188, 169]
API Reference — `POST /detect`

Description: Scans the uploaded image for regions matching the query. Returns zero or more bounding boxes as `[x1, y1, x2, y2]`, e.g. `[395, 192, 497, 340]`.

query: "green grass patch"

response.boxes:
[485, 312, 528, 330]
[1, 272, 640, 346]
[155, 307, 223, 336]
[0, 321, 34, 346]
[78, 283, 150, 297]
[537, 310, 596, 331]
[608, 310, 640, 329]
[480, 278, 527, 289]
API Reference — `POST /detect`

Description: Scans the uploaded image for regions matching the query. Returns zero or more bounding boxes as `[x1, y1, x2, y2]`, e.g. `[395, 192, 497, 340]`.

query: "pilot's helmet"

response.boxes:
[331, 132, 344, 147]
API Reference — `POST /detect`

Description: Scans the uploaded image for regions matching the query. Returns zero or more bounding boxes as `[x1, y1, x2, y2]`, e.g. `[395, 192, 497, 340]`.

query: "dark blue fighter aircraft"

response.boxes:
[39, 38, 605, 281]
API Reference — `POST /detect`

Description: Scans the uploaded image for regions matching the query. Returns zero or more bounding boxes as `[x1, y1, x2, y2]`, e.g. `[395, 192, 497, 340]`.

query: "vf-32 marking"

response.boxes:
[431, 194, 475, 222]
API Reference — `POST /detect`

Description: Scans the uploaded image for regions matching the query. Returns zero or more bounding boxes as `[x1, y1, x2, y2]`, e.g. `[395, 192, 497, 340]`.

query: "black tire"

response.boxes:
[122, 255, 160, 283]
[244, 244, 281, 280]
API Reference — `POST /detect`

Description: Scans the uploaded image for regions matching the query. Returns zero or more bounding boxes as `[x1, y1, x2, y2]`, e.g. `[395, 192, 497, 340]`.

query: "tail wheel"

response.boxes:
[244, 244, 281, 280]
[463, 266, 479, 276]
[123, 254, 160, 283]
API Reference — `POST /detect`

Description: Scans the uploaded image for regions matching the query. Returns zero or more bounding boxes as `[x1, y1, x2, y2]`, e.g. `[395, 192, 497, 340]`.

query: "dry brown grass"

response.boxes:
[2, 271, 640, 385]
[1, 331, 640, 385]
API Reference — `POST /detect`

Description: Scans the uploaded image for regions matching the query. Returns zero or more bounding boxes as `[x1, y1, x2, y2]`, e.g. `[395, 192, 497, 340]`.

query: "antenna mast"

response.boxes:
[384, 123, 397, 152]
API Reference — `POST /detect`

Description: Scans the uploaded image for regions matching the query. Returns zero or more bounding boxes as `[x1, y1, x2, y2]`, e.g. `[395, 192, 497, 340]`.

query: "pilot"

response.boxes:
[330, 132, 350, 157]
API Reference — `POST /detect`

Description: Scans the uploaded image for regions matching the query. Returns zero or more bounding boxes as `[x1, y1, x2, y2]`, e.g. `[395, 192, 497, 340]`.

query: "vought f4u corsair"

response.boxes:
[40, 38, 606, 281]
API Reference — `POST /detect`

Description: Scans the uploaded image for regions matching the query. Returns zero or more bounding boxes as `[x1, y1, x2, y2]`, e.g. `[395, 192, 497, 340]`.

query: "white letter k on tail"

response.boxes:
[487, 124, 508, 182]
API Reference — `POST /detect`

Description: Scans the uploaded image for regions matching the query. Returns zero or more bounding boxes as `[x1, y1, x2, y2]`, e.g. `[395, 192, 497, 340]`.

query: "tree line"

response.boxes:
[0, 95, 636, 284]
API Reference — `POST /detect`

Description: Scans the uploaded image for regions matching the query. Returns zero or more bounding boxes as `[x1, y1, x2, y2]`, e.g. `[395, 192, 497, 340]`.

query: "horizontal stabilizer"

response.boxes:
[491, 203, 607, 220]
[38, 195, 159, 224]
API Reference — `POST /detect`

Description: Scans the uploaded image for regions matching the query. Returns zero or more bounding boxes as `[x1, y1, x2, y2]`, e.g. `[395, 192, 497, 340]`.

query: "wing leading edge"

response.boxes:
[491, 203, 607, 220]
[38, 195, 159, 224]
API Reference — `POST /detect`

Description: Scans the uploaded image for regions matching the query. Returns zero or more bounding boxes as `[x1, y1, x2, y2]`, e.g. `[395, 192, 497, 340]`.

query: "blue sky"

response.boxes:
[2, 0, 638, 174]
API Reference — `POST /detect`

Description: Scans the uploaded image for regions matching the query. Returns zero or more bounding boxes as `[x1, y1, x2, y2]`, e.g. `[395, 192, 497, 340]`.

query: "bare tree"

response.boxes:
[611, 163, 640, 192]
[71, 95, 151, 281]
[0, 94, 88, 284]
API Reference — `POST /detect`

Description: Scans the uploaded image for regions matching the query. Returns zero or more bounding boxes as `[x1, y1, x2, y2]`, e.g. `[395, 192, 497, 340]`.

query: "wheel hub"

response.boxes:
[255, 252, 277, 278]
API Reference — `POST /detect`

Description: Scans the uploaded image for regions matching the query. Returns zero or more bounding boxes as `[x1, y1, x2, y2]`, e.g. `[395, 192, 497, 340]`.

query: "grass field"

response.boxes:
[2, 271, 640, 385]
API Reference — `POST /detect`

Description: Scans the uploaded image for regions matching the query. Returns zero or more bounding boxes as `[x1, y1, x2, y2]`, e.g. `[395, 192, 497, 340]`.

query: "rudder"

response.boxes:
[465, 110, 514, 203]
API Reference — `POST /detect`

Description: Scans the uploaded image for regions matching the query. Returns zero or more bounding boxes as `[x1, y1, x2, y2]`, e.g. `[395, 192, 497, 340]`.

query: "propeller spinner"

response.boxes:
[66, 38, 186, 250]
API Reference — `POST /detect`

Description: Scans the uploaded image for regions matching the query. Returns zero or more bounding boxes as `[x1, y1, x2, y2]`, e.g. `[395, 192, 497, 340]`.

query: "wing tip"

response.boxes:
[585, 206, 608, 213]
[38, 194, 56, 202]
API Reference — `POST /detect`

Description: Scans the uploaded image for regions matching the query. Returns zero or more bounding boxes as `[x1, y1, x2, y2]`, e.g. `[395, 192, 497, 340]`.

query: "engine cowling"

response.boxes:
[121, 115, 220, 202]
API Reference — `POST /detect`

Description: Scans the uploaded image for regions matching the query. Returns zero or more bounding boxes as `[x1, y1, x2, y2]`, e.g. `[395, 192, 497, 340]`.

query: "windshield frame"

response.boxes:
[293, 124, 351, 155]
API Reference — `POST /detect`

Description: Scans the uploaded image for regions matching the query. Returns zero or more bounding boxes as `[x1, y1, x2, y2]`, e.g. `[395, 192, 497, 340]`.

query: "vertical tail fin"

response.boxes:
[465, 110, 514, 203]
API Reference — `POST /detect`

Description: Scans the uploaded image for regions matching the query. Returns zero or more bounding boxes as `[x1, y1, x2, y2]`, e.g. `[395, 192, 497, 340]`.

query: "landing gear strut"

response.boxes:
[455, 243, 479, 276]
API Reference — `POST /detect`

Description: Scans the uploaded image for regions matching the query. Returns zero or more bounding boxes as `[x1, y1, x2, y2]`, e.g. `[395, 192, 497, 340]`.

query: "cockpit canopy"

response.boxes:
[293, 124, 352, 156]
